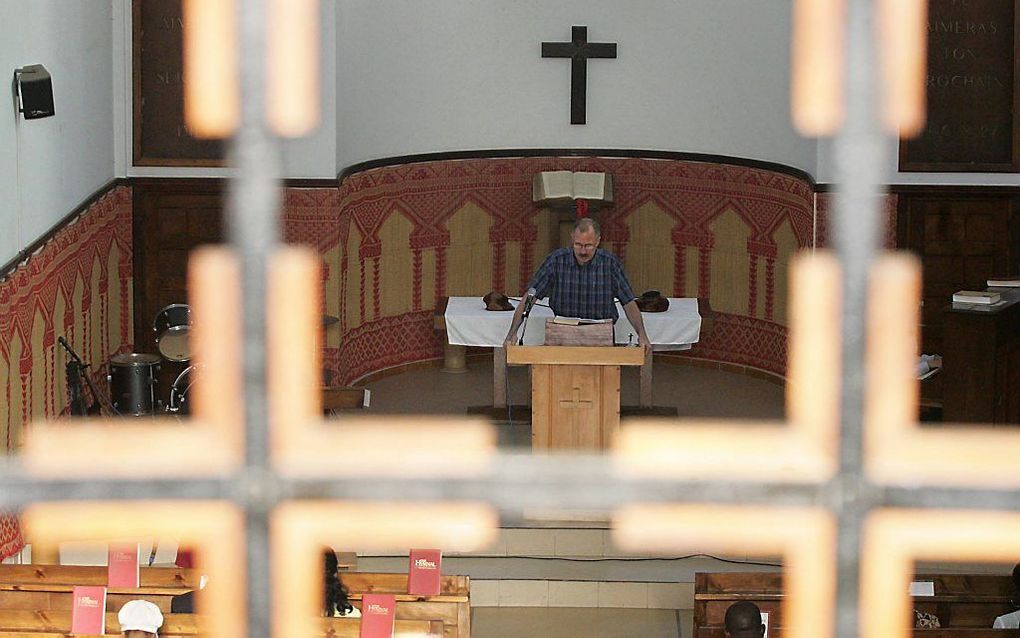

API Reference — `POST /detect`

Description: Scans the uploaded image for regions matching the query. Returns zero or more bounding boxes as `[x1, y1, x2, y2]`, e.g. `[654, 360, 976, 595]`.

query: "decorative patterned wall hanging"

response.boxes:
[0, 186, 133, 559]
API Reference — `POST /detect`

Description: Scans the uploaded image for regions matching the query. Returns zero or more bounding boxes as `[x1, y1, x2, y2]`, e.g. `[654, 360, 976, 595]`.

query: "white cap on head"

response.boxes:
[118, 599, 164, 633]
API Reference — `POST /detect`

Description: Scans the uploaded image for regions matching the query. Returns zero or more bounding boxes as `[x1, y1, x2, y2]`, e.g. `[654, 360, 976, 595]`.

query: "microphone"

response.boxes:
[57, 336, 82, 363]
[522, 288, 537, 316]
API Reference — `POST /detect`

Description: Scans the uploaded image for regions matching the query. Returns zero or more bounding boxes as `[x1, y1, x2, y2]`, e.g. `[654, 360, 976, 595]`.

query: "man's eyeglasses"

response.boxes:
[573, 243, 597, 251]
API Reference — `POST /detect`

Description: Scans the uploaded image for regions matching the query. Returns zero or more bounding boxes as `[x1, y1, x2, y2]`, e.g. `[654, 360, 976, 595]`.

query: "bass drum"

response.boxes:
[153, 304, 191, 362]
[168, 365, 197, 416]
[108, 353, 161, 416]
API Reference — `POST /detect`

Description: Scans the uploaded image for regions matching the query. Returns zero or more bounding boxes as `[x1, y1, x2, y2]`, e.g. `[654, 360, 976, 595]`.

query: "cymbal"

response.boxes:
[323, 314, 340, 327]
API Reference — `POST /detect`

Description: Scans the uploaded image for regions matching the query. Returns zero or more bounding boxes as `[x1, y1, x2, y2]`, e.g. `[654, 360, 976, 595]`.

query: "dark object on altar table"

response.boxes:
[323, 314, 339, 327]
[483, 291, 514, 311]
[636, 290, 669, 312]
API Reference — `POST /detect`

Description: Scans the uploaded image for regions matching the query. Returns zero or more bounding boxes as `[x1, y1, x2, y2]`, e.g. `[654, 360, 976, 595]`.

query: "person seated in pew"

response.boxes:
[324, 549, 360, 618]
[993, 563, 1020, 628]
[502, 217, 651, 348]
[725, 601, 766, 637]
[118, 599, 163, 638]
[171, 590, 194, 613]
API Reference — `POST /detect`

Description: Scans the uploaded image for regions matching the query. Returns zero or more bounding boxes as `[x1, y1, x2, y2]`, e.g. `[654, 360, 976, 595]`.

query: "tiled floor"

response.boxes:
[471, 607, 685, 638]
[361, 355, 786, 422]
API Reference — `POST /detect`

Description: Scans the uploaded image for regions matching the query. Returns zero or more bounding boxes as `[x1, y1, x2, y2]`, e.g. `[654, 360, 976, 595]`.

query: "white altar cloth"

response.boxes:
[444, 296, 701, 351]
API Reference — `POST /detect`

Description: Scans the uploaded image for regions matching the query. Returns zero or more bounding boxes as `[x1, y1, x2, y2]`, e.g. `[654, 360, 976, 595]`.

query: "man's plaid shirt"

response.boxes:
[527, 248, 637, 321]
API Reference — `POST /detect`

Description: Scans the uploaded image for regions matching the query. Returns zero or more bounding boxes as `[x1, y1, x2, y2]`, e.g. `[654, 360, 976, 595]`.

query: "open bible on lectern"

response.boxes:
[544, 319, 613, 346]
[551, 315, 613, 326]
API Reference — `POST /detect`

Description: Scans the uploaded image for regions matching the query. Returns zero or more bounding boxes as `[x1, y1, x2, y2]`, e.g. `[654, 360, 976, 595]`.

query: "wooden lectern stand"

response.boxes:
[506, 344, 645, 450]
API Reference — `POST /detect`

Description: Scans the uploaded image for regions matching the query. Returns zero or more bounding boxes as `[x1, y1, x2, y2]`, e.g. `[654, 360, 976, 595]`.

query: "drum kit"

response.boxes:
[107, 304, 196, 417]
[104, 307, 338, 418]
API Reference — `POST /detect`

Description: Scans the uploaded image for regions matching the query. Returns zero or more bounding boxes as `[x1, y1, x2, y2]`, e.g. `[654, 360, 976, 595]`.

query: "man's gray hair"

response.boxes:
[572, 217, 601, 237]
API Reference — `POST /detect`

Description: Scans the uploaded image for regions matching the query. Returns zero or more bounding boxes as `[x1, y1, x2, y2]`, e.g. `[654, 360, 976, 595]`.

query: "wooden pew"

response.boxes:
[695, 572, 1018, 636]
[0, 611, 442, 637]
[341, 572, 470, 638]
[0, 565, 197, 613]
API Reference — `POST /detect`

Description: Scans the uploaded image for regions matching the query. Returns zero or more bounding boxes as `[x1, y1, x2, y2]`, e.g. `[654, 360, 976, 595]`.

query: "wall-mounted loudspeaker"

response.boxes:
[14, 64, 54, 120]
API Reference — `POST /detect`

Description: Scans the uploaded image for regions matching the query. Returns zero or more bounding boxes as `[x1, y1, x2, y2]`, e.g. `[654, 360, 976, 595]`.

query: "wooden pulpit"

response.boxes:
[506, 341, 645, 450]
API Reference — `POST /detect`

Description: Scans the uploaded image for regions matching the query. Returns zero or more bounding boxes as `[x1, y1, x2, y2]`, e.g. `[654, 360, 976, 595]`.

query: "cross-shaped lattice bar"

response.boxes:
[616, 253, 1020, 638]
[3, 2, 1019, 638]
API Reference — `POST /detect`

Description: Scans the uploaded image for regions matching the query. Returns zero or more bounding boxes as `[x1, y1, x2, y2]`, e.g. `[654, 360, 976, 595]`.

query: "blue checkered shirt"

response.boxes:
[527, 248, 637, 321]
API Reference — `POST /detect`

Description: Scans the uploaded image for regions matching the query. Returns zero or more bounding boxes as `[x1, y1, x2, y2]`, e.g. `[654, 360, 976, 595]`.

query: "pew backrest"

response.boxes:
[342, 572, 470, 638]
[0, 565, 198, 589]
[694, 572, 1017, 636]
[0, 611, 440, 637]
[341, 573, 469, 597]
[0, 565, 196, 613]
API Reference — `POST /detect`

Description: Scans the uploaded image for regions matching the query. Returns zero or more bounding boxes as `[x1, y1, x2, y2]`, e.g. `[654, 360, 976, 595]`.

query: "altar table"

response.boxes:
[442, 296, 702, 407]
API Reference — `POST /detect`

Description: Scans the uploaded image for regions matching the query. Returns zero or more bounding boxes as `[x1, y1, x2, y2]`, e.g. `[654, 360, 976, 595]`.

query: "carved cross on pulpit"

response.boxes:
[558, 385, 595, 436]
[558, 386, 594, 412]
[542, 26, 617, 124]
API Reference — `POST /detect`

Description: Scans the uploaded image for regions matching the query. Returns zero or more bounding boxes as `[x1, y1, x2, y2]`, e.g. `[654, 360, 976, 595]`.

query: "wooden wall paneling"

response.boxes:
[132, 181, 225, 407]
[896, 190, 1020, 412]
[132, 0, 225, 165]
[899, 0, 1020, 172]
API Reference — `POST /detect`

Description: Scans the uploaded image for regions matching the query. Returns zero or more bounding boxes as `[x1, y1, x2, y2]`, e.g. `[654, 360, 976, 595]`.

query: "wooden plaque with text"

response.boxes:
[900, 0, 1020, 172]
[133, 0, 225, 166]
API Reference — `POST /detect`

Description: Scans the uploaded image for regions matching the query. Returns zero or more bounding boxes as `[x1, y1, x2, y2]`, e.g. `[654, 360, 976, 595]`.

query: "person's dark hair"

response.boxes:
[1012, 563, 1020, 591]
[724, 600, 765, 637]
[572, 217, 601, 237]
[323, 549, 354, 617]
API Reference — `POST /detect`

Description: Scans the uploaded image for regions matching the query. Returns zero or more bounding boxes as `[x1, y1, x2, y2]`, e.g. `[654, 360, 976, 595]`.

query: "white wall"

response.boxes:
[335, 0, 817, 174]
[0, 1, 115, 266]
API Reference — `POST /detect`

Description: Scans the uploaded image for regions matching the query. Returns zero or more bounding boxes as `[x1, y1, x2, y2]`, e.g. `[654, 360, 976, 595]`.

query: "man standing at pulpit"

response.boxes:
[502, 218, 650, 348]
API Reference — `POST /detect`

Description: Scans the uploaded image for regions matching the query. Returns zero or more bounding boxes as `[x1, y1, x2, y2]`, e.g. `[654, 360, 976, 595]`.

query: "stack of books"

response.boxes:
[987, 277, 1020, 288]
[952, 290, 1001, 305]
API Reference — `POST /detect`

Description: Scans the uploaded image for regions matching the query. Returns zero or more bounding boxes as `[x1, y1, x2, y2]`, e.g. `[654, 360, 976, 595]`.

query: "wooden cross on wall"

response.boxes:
[542, 26, 617, 125]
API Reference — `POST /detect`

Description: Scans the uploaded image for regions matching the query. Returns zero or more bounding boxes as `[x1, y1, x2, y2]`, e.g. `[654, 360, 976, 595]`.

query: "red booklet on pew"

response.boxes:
[407, 549, 442, 596]
[71, 585, 107, 634]
[359, 594, 396, 638]
[107, 542, 140, 588]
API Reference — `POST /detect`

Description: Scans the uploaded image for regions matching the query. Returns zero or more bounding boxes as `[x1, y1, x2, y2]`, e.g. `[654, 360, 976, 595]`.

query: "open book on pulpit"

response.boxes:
[545, 318, 613, 346]
[551, 316, 612, 326]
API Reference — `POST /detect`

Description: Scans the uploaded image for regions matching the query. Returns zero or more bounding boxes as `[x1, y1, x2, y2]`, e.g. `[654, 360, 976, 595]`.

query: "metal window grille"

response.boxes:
[3, 2, 1019, 638]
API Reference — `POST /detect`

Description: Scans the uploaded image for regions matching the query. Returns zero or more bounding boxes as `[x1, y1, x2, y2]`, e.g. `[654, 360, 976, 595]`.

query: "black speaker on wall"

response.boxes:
[14, 64, 54, 120]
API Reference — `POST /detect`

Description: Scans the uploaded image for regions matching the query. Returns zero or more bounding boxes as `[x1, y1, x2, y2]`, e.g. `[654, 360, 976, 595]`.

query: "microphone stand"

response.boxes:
[57, 337, 121, 417]
[518, 296, 535, 347]
[64, 350, 87, 416]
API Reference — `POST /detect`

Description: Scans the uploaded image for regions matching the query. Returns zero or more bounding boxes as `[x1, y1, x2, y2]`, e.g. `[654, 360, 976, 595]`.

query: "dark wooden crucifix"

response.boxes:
[541, 26, 617, 125]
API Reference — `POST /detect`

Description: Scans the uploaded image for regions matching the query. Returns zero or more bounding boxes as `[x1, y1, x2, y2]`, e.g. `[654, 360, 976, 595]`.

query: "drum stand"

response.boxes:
[57, 336, 121, 417]
[167, 365, 195, 415]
